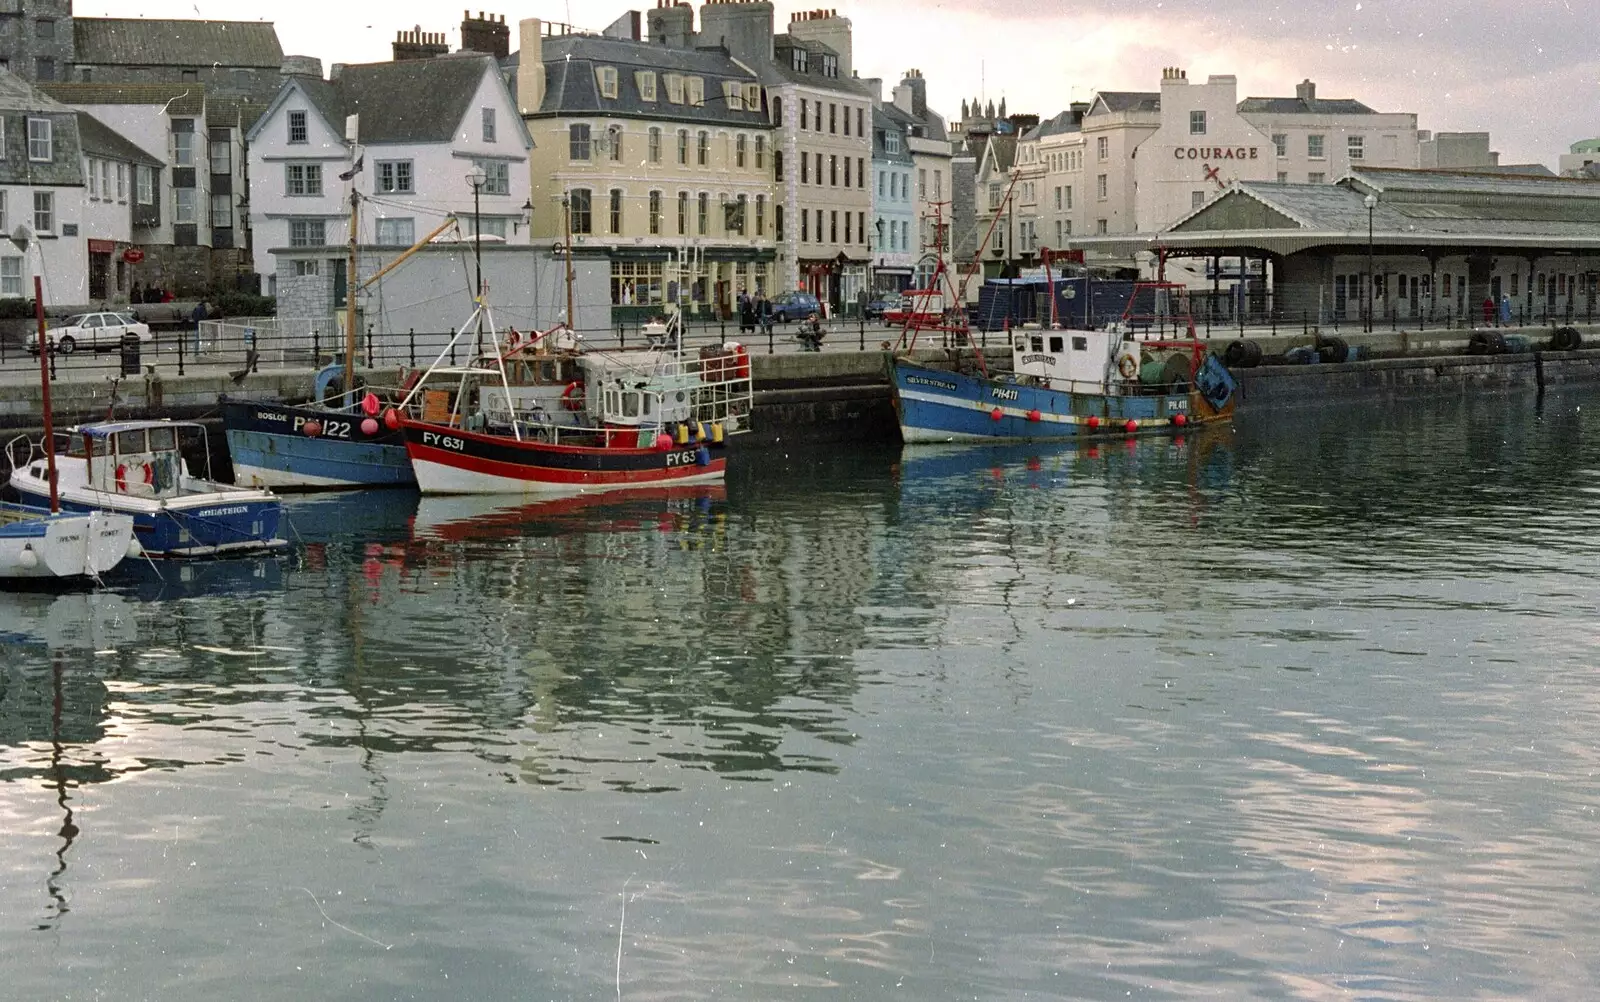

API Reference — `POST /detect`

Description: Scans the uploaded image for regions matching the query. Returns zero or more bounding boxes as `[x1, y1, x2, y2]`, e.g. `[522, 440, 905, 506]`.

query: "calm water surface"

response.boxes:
[4, 389, 1600, 1000]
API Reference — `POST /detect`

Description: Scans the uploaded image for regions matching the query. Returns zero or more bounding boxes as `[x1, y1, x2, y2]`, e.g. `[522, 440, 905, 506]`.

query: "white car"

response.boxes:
[27, 312, 154, 355]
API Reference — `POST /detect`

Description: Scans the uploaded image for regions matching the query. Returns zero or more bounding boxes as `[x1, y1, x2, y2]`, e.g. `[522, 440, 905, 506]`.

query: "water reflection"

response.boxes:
[2, 389, 1600, 999]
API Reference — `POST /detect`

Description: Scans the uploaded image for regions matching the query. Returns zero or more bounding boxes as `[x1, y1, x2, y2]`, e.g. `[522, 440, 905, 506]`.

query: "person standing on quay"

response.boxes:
[1482, 296, 1495, 326]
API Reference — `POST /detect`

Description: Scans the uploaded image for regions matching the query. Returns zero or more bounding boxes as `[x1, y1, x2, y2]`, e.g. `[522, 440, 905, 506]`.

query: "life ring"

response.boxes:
[561, 381, 585, 411]
[114, 460, 152, 493]
[1117, 354, 1139, 379]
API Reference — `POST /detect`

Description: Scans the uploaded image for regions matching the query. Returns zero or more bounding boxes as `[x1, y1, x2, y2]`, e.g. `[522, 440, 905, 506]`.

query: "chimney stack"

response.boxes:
[460, 10, 510, 59]
[516, 18, 545, 115]
[393, 26, 449, 62]
[647, 1, 696, 49]
[698, 0, 774, 68]
[1296, 79, 1316, 103]
[786, 8, 852, 79]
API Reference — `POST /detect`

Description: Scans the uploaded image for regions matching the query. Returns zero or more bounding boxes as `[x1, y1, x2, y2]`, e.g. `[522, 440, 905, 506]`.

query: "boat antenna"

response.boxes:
[32, 275, 58, 512]
[343, 185, 359, 408]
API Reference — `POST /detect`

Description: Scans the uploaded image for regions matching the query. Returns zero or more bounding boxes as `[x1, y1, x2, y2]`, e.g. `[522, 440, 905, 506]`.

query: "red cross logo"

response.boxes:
[1202, 163, 1222, 186]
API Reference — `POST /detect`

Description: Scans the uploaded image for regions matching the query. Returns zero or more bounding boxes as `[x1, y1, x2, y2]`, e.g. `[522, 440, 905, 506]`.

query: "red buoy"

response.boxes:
[990, 407, 1004, 421]
[1172, 413, 1188, 427]
[382, 408, 400, 431]
[655, 433, 673, 450]
[360, 417, 379, 436]
[1027, 409, 1041, 422]
[302, 419, 322, 437]
[1123, 419, 1137, 434]
[1086, 415, 1100, 431]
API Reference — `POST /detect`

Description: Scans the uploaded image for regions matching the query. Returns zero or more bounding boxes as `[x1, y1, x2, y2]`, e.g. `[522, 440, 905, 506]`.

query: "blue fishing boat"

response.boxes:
[220, 365, 414, 491]
[892, 281, 1238, 444]
[8, 420, 288, 557]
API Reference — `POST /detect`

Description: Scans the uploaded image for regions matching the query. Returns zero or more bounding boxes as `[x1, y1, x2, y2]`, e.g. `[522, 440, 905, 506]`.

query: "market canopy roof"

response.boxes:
[1072, 168, 1600, 257]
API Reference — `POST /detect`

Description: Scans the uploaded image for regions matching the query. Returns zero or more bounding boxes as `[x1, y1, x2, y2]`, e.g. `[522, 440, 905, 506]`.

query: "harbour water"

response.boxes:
[3, 387, 1599, 1000]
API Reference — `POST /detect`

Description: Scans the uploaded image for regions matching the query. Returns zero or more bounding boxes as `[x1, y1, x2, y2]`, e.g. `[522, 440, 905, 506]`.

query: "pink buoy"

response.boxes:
[360, 417, 379, 436]
[655, 433, 674, 450]
[1027, 409, 1041, 422]
[990, 407, 1003, 422]
[382, 408, 401, 431]
[361, 391, 380, 417]
[1172, 413, 1188, 427]
[1086, 415, 1100, 431]
[302, 419, 322, 437]
[1123, 419, 1137, 434]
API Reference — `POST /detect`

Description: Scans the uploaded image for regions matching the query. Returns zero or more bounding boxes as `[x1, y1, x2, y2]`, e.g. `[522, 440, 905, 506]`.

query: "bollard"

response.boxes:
[409, 328, 416, 367]
[1271, 312, 1277, 337]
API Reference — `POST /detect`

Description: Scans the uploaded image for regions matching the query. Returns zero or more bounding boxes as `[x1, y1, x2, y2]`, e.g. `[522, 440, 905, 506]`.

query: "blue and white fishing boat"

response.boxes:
[8, 420, 288, 557]
[0, 502, 135, 582]
[891, 281, 1239, 444]
[220, 365, 414, 491]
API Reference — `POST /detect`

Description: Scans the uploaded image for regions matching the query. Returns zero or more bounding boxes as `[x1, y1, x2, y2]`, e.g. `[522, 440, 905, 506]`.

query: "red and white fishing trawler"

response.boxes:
[391, 302, 752, 496]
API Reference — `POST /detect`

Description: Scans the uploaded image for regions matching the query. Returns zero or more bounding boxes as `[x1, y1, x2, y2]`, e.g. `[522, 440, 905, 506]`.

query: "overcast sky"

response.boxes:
[84, 0, 1596, 166]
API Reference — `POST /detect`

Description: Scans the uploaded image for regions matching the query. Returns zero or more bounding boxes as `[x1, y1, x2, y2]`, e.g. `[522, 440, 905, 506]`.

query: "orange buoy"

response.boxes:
[1027, 409, 1041, 422]
[1086, 415, 1100, 431]
[1123, 419, 1137, 434]
[990, 407, 1003, 422]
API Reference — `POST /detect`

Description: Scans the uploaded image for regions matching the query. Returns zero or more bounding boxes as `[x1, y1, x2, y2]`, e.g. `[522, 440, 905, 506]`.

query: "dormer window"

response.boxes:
[636, 71, 657, 102]
[822, 54, 838, 78]
[664, 73, 684, 104]
[686, 76, 704, 107]
[596, 66, 619, 100]
[722, 81, 743, 112]
[743, 84, 760, 112]
[790, 48, 808, 73]
[886, 132, 901, 154]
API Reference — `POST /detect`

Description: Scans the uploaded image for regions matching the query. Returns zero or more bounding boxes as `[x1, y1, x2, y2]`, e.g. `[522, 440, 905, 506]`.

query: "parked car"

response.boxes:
[27, 312, 153, 355]
[865, 294, 905, 321]
[768, 291, 822, 324]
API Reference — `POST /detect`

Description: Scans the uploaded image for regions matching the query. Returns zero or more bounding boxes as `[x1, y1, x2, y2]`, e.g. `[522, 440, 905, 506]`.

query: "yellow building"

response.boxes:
[514, 18, 776, 324]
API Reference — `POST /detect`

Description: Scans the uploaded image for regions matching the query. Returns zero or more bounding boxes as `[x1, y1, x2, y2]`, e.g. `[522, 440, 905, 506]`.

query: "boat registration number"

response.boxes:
[422, 431, 466, 451]
[664, 450, 700, 467]
[292, 416, 352, 439]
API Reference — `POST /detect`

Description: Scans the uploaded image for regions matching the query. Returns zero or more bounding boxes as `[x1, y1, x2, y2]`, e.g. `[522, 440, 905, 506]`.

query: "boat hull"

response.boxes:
[892, 359, 1232, 444]
[400, 421, 727, 496]
[10, 484, 286, 558]
[220, 400, 414, 491]
[0, 506, 135, 580]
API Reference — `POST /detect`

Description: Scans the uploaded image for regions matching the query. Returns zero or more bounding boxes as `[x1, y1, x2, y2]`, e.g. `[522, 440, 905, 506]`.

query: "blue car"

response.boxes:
[768, 291, 821, 324]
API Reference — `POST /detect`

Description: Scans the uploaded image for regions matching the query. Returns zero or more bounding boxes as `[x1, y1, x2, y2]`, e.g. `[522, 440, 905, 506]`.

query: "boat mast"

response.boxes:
[1043, 246, 1058, 327]
[32, 276, 58, 512]
[343, 185, 359, 403]
[562, 194, 575, 328]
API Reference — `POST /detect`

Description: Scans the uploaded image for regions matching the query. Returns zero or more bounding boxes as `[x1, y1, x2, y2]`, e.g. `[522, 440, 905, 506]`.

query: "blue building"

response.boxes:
[871, 104, 915, 292]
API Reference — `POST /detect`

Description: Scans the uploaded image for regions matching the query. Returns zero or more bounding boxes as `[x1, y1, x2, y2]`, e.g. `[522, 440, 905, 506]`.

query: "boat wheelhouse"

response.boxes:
[394, 308, 753, 496]
[8, 421, 288, 557]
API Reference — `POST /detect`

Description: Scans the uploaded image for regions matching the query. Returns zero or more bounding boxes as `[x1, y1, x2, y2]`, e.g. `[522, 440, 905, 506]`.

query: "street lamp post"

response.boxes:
[1364, 193, 1377, 333]
[465, 165, 487, 298]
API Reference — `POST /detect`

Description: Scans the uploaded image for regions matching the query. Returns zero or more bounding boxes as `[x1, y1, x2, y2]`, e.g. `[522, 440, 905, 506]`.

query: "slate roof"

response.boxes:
[1024, 109, 1083, 141]
[74, 18, 284, 69]
[523, 35, 769, 128]
[764, 35, 874, 97]
[982, 134, 1017, 175]
[206, 94, 273, 132]
[1158, 171, 1600, 249]
[1091, 91, 1159, 115]
[1237, 96, 1375, 115]
[42, 83, 207, 117]
[0, 70, 73, 113]
[75, 112, 163, 166]
[872, 105, 912, 164]
[283, 55, 512, 145]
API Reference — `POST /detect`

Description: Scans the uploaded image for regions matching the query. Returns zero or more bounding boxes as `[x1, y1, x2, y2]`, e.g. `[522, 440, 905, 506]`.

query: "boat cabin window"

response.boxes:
[538, 361, 559, 383]
[1014, 338, 1027, 351]
[115, 429, 147, 455]
[1072, 336, 1088, 351]
[621, 391, 640, 418]
[1030, 335, 1044, 353]
[148, 426, 177, 452]
[67, 433, 88, 457]
[1049, 336, 1064, 354]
